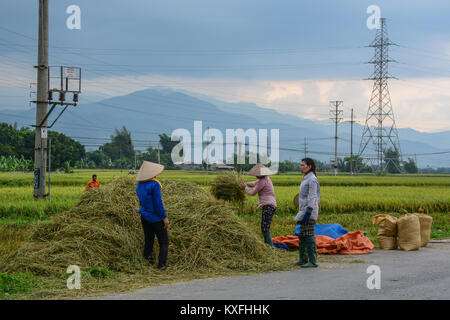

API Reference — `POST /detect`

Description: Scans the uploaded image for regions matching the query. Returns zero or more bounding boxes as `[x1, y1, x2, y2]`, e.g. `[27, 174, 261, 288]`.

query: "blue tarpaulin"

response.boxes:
[273, 243, 289, 250]
[294, 223, 349, 239]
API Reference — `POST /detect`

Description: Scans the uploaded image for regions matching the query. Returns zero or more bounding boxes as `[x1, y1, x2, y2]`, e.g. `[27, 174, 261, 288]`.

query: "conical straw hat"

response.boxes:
[247, 163, 273, 176]
[136, 161, 164, 182]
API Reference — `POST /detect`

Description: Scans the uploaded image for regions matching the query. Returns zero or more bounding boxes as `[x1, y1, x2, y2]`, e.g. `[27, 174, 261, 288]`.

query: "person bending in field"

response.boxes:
[135, 161, 169, 270]
[239, 163, 277, 247]
[293, 157, 321, 268]
[85, 174, 100, 191]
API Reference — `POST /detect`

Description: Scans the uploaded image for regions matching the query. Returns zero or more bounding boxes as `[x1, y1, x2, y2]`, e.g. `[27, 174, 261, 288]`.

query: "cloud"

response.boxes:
[2, 64, 449, 132]
[82, 74, 450, 132]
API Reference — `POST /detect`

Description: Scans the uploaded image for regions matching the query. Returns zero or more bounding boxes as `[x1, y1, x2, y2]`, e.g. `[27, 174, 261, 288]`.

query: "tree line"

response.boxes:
[0, 122, 85, 171]
[0, 121, 441, 174]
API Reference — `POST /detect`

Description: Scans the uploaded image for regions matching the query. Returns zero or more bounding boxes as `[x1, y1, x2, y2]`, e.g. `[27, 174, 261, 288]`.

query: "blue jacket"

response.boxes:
[136, 180, 167, 223]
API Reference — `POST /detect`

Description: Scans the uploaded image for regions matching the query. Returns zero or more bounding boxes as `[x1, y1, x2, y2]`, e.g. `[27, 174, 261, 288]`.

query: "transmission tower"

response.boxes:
[330, 101, 343, 176]
[358, 18, 402, 173]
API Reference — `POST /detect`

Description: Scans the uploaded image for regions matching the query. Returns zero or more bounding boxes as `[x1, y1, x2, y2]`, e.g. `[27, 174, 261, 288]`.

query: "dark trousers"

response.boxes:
[141, 216, 169, 267]
[261, 205, 276, 232]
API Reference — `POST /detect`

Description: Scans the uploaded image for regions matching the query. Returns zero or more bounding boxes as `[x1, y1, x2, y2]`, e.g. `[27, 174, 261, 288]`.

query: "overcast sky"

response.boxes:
[0, 0, 449, 132]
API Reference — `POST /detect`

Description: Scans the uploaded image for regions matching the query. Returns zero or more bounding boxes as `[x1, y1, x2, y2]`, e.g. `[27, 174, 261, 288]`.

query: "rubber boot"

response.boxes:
[292, 236, 308, 266]
[301, 236, 318, 268]
[262, 230, 273, 247]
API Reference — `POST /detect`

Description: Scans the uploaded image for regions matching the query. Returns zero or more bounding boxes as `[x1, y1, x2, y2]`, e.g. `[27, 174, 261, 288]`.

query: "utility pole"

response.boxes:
[157, 143, 161, 164]
[350, 108, 355, 175]
[330, 101, 343, 176]
[414, 153, 418, 175]
[303, 137, 308, 158]
[48, 138, 51, 201]
[32, 1, 81, 199]
[206, 126, 209, 174]
[237, 141, 242, 175]
[34, 0, 49, 200]
[119, 142, 122, 172]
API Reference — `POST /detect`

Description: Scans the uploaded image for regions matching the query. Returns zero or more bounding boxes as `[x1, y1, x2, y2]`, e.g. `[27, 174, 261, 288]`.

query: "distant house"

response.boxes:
[212, 164, 235, 171]
[178, 164, 200, 170]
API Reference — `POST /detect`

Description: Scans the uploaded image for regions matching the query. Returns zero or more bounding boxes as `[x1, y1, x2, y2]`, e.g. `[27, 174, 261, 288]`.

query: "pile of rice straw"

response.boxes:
[1, 178, 285, 276]
[210, 171, 246, 203]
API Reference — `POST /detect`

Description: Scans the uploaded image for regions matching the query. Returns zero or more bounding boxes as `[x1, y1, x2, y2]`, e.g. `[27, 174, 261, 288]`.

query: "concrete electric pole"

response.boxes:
[350, 108, 355, 175]
[33, 1, 81, 200]
[34, 0, 49, 200]
[303, 137, 308, 158]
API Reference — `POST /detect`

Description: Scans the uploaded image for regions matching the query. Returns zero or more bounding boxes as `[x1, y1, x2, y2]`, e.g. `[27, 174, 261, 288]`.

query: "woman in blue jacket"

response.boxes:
[136, 161, 169, 270]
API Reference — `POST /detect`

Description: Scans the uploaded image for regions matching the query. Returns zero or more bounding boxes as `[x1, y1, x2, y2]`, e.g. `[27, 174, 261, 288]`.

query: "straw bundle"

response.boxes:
[210, 171, 246, 203]
[1, 177, 284, 276]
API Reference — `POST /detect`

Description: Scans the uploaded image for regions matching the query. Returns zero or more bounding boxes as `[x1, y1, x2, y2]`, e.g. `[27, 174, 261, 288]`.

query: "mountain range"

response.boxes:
[1, 87, 449, 167]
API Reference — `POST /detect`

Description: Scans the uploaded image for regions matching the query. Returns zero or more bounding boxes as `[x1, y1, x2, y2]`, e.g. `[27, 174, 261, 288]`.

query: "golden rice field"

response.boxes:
[2, 170, 450, 187]
[240, 185, 450, 215]
[0, 170, 449, 219]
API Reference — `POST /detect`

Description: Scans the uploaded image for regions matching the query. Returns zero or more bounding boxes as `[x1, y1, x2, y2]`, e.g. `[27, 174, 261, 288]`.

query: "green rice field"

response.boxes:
[1, 170, 449, 219]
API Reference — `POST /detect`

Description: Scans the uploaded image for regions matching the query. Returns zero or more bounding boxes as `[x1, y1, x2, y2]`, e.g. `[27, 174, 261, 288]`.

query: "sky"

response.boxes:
[0, 0, 449, 132]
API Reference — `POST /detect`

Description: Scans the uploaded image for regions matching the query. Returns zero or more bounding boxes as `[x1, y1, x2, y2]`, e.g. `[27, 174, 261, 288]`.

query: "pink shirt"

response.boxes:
[245, 176, 277, 208]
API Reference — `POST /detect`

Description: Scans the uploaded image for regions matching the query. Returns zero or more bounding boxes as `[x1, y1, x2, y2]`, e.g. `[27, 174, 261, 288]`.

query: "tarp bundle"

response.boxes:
[273, 231, 374, 255]
[294, 223, 349, 239]
[372, 214, 398, 250]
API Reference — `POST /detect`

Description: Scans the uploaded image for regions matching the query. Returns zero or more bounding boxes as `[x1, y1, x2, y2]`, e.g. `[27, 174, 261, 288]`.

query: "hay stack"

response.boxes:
[1, 178, 144, 275]
[1, 178, 283, 275]
[210, 171, 246, 203]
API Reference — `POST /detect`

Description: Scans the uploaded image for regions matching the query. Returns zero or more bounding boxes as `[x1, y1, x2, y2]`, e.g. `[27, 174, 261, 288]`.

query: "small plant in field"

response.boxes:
[89, 267, 113, 278]
[0, 156, 32, 172]
[61, 161, 74, 174]
[0, 273, 37, 295]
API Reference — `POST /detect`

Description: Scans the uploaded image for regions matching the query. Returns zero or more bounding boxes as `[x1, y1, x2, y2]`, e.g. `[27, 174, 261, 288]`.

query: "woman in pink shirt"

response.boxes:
[239, 163, 277, 246]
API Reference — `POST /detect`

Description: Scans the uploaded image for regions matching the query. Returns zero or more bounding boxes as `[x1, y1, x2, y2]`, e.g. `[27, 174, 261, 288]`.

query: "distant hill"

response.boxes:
[1, 87, 449, 167]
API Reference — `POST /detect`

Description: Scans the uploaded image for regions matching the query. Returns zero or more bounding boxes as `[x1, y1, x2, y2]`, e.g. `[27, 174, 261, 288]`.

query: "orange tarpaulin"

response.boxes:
[272, 231, 374, 254]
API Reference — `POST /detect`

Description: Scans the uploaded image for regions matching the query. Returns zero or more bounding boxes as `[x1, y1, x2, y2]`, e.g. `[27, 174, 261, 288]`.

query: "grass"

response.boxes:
[0, 223, 33, 261]
[217, 185, 450, 215]
[0, 273, 38, 296]
[2, 180, 449, 220]
[0, 186, 82, 218]
[1, 170, 450, 187]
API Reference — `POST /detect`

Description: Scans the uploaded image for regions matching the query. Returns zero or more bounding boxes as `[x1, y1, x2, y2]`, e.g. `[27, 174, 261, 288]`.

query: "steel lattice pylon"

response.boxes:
[359, 18, 402, 173]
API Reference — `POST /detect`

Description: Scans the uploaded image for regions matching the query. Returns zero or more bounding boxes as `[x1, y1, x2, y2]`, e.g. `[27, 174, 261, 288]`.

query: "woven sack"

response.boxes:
[397, 214, 421, 251]
[372, 214, 398, 250]
[414, 213, 433, 247]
